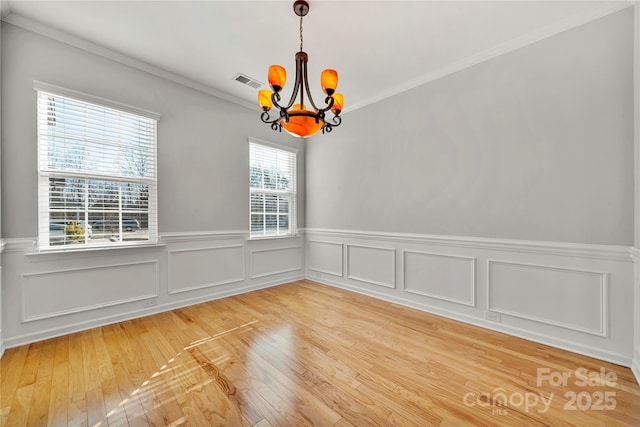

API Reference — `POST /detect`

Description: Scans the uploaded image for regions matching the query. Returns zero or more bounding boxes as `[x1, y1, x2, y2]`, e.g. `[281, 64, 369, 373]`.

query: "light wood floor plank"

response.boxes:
[1, 280, 639, 426]
[25, 339, 56, 426]
[101, 324, 149, 427]
[1, 343, 31, 424]
[79, 329, 108, 427]
[47, 336, 69, 427]
[66, 332, 88, 427]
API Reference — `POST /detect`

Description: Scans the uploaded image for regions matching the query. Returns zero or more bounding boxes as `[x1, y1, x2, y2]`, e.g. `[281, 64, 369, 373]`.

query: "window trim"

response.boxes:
[249, 138, 298, 239]
[35, 82, 160, 251]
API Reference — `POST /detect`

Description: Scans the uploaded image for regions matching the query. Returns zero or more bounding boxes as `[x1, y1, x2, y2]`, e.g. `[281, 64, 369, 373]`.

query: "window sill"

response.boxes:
[248, 234, 301, 241]
[26, 242, 166, 257]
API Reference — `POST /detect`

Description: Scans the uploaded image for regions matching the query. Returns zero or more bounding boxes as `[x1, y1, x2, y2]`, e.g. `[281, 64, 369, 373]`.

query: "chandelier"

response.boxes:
[258, 0, 343, 138]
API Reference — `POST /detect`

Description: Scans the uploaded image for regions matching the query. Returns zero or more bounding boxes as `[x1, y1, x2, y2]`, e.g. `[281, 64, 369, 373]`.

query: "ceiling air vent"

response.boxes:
[234, 73, 263, 89]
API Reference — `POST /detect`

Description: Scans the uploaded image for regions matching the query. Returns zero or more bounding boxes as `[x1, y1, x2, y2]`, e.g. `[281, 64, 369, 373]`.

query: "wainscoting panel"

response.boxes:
[2, 233, 304, 350]
[168, 245, 244, 294]
[250, 246, 303, 279]
[307, 240, 343, 277]
[403, 251, 476, 306]
[2, 230, 637, 372]
[488, 260, 607, 336]
[305, 229, 634, 367]
[22, 261, 159, 322]
[346, 244, 396, 288]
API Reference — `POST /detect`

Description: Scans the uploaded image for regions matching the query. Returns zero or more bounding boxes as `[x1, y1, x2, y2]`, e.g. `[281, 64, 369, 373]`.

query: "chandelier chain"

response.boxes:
[299, 14, 304, 52]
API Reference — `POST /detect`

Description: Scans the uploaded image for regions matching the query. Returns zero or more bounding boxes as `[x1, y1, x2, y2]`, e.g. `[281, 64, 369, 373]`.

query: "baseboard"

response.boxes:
[311, 275, 632, 367]
[2, 274, 303, 350]
[633, 345, 640, 385]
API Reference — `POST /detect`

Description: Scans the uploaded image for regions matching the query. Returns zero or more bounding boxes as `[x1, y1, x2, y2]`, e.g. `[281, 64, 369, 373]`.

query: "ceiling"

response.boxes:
[1, 1, 631, 113]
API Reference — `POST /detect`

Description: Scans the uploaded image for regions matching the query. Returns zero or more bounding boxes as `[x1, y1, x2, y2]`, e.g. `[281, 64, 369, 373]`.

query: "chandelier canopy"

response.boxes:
[258, 0, 343, 138]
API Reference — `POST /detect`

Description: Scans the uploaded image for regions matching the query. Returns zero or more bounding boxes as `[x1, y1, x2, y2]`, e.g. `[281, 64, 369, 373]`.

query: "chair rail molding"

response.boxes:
[303, 228, 632, 262]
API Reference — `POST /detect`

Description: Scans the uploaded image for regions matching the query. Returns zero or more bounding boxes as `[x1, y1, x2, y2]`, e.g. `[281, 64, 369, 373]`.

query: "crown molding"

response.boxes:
[1, 12, 257, 112]
[346, 1, 633, 114]
[1, 2, 632, 116]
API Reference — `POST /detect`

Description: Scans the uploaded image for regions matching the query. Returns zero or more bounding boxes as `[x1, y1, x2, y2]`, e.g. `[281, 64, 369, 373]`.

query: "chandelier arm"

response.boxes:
[328, 115, 342, 127]
[270, 91, 285, 112]
[260, 111, 283, 132]
[260, 111, 277, 124]
[301, 58, 320, 112]
[315, 95, 335, 115]
[280, 54, 305, 111]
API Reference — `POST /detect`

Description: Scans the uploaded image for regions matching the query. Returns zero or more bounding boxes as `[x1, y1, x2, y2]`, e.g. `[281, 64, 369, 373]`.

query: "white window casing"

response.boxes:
[35, 82, 159, 249]
[249, 139, 297, 238]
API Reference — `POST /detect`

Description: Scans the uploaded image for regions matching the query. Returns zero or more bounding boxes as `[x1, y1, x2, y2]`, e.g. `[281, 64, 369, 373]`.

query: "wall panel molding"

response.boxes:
[403, 250, 476, 306]
[250, 245, 303, 279]
[168, 245, 244, 295]
[307, 240, 343, 277]
[487, 260, 608, 337]
[346, 244, 396, 289]
[21, 260, 159, 322]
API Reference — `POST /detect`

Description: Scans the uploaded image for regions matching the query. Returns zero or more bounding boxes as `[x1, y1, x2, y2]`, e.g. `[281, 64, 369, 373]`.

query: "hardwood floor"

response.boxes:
[1, 280, 639, 426]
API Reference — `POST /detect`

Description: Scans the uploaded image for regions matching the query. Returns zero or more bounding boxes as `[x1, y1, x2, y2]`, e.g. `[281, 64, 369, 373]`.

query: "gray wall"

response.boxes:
[1, 22, 305, 238]
[306, 9, 634, 246]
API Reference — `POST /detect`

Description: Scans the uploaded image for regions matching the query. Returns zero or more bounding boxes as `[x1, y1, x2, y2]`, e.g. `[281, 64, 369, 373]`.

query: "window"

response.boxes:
[36, 82, 158, 249]
[250, 141, 297, 237]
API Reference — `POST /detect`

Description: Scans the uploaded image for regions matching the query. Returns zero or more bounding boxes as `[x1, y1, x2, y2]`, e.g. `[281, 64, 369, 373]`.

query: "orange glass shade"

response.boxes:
[281, 104, 324, 138]
[258, 90, 273, 111]
[268, 65, 286, 93]
[331, 93, 344, 115]
[320, 69, 338, 95]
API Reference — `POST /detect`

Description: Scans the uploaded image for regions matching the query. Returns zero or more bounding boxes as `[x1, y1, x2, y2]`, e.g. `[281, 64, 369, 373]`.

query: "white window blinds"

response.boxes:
[36, 83, 158, 249]
[250, 141, 297, 237]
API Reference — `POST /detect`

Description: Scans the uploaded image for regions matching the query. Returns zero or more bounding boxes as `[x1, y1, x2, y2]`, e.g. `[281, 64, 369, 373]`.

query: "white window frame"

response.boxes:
[35, 81, 160, 250]
[249, 139, 297, 238]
